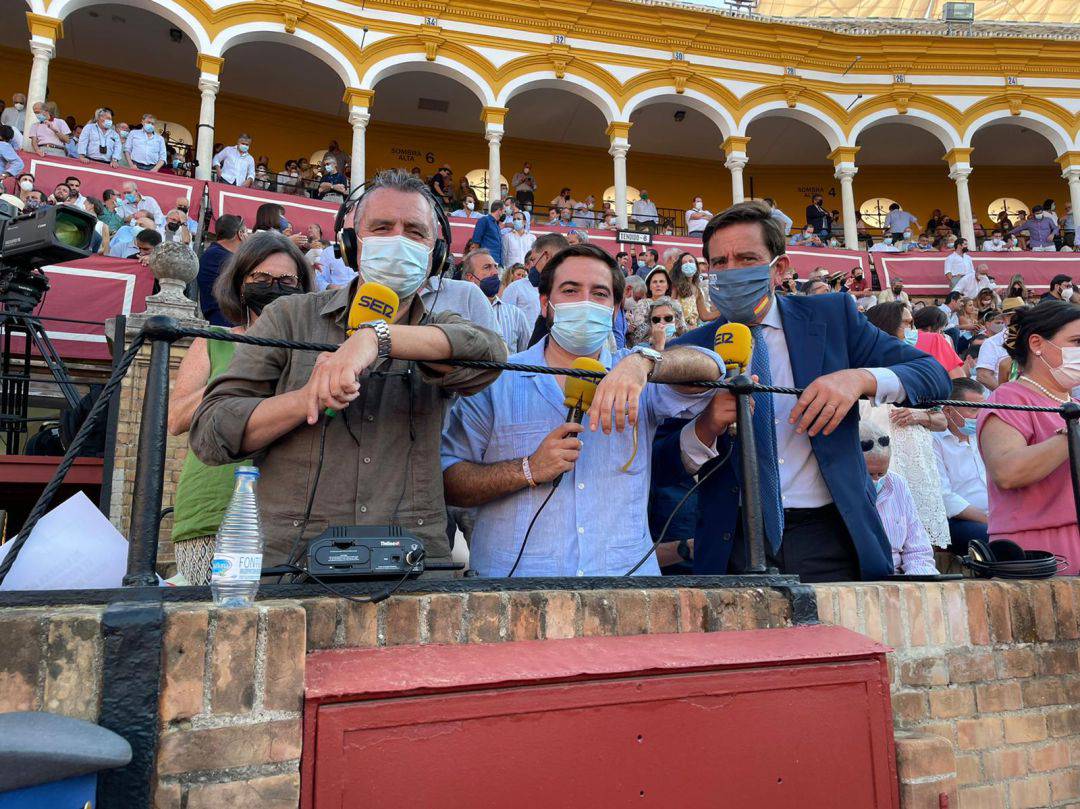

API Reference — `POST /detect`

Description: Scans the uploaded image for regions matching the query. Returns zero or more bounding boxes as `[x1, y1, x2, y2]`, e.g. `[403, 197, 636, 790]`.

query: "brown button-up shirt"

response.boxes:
[189, 282, 506, 567]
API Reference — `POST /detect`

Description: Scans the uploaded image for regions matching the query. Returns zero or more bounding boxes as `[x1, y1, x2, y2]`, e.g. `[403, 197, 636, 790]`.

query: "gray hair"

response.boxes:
[662, 247, 682, 267]
[625, 275, 646, 294]
[461, 247, 493, 276]
[859, 420, 891, 459]
[353, 168, 440, 241]
[567, 228, 590, 244]
[94, 108, 110, 121]
[633, 295, 686, 345]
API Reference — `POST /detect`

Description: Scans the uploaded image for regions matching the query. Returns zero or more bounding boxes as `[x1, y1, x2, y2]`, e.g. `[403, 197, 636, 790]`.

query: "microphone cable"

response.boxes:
[622, 440, 734, 577]
[282, 414, 331, 578]
[506, 483, 559, 578]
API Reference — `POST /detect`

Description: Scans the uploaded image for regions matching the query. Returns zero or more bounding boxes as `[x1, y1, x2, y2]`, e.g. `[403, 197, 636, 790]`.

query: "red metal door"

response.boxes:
[304, 625, 898, 809]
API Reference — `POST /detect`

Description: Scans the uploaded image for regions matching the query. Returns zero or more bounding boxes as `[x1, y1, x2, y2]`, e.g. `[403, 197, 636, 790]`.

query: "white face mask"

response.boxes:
[1043, 341, 1080, 389]
[358, 235, 432, 299]
[1063, 287, 1074, 302]
[14, 103, 24, 112]
[19, 179, 33, 192]
[465, 199, 475, 210]
[693, 201, 702, 211]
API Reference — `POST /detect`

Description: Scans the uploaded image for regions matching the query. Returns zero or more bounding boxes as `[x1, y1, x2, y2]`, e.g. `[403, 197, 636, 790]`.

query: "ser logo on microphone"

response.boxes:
[716, 331, 734, 344]
[358, 295, 395, 318]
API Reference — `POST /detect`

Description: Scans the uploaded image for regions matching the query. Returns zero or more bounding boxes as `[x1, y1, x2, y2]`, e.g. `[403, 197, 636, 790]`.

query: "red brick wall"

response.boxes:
[816, 580, 1080, 808]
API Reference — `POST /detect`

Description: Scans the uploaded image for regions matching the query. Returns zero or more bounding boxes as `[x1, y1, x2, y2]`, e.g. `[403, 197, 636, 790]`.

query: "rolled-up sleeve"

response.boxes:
[419, 311, 507, 396]
[638, 345, 724, 424]
[189, 306, 291, 465]
[441, 389, 495, 471]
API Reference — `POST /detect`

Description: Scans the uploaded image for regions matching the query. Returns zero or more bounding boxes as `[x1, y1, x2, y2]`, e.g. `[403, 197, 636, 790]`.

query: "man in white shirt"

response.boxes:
[938, 291, 963, 329]
[975, 301, 1022, 390]
[982, 228, 1008, 251]
[762, 198, 793, 237]
[212, 135, 256, 187]
[1, 93, 26, 135]
[932, 377, 989, 555]
[883, 203, 919, 239]
[956, 263, 995, 299]
[502, 231, 569, 331]
[117, 180, 165, 227]
[502, 209, 536, 268]
[461, 249, 530, 353]
[162, 208, 192, 245]
[869, 237, 900, 253]
[943, 238, 974, 290]
[685, 195, 713, 235]
[631, 190, 659, 233]
[125, 114, 167, 172]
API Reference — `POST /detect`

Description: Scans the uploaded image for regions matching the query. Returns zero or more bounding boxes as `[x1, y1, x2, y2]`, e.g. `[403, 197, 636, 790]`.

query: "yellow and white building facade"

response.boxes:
[3, 0, 1080, 243]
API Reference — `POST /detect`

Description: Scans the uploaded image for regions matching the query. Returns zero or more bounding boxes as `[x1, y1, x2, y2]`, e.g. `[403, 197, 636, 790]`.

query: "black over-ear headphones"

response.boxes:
[334, 179, 452, 278]
[962, 538, 1064, 579]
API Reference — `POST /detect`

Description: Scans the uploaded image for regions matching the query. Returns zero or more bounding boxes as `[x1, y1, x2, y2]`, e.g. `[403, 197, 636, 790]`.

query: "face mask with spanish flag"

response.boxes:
[707, 256, 779, 325]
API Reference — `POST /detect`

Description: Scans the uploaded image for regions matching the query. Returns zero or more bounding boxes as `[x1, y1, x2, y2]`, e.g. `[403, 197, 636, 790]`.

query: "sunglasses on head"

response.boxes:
[860, 436, 890, 452]
[651, 315, 675, 324]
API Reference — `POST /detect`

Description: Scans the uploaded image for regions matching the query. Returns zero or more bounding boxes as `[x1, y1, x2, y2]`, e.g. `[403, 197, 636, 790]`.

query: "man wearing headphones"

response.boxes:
[190, 169, 508, 570]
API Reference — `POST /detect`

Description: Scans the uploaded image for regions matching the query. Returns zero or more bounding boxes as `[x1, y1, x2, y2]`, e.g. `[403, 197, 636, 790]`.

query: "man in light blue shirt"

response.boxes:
[420, 274, 497, 334]
[313, 245, 357, 291]
[117, 180, 164, 228]
[77, 108, 122, 165]
[0, 126, 24, 179]
[441, 243, 724, 577]
[125, 114, 167, 171]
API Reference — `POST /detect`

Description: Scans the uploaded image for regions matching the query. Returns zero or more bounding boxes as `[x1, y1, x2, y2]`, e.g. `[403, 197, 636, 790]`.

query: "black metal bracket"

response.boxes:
[96, 595, 164, 809]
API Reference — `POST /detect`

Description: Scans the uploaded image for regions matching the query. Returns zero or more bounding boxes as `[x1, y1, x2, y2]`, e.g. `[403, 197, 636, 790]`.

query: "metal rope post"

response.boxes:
[731, 373, 767, 574]
[123, 316, 181, 587]
[1061, 401, 1080, 532]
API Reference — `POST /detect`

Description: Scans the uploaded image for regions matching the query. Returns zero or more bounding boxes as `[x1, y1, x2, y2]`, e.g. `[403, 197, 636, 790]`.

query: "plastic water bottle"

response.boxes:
[211, 466, 263, 607]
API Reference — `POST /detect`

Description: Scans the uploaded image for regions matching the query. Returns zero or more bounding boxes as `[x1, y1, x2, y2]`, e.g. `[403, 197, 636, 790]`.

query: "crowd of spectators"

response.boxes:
[4, 94, 1078, 581]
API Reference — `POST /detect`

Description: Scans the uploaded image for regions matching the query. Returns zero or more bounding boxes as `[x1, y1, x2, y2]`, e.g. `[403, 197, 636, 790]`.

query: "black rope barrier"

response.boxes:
[2, 315, 1077, 588]
[0, 333, 148, 584]
[171, 324, 1070, 415]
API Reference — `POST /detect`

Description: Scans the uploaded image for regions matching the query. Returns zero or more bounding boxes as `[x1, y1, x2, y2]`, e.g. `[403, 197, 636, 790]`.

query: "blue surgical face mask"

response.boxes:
[102, 119, 113, 129]
[903, 328, 919, 346]
[959, 417, 977, 437]
[513, 219, 524, 231]
[873, 477, 885, 494]
[663, 323, 677, 338]
[707, 258, 777, 325]
[680, 261, 696, 277]
[237, 143, 249, 153]
[143, 123, 155, 133]
[124, 192, 137, 204]
[359, 235, 432, 299]
[549, 301, 613, 356]
[477, 274, 501, 298]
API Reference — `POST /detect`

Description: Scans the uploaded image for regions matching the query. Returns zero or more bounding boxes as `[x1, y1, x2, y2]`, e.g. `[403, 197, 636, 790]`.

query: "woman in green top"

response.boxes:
[169, 231, 314, 584]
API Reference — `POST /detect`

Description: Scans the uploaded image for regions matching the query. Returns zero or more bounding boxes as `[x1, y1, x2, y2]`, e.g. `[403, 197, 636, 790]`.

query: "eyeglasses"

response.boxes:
[247, 272, 300, 288]
[860, 436, 890, 452]
[651, 314, 675, 324]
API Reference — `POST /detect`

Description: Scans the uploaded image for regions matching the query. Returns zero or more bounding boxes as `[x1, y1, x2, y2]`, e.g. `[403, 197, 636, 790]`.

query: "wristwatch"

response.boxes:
[636, 347, 664, 380]
[358, 320, 391, 360]
[677, 537, 693, 562]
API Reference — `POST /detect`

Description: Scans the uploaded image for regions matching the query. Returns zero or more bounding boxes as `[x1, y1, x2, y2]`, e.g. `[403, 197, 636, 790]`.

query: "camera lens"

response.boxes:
[53, 209, 95, 250]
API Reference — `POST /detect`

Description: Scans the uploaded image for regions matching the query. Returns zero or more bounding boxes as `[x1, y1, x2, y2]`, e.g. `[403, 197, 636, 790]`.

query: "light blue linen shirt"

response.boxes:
[441, 339, 723, 577]
[125, 129, 167, 167]
[314, 247, 357, 291]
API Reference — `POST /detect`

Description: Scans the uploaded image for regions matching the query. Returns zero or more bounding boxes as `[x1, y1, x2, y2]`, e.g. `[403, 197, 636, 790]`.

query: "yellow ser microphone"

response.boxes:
[715, 321, 753, 376]
[555, 358, 605, 488]
[346, 281, 400, 335]
[325, 282, 400, 417]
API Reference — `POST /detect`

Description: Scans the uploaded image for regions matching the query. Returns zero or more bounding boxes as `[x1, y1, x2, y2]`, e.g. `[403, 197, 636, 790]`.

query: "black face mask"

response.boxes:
[242, 281, 302, 315]
[166, 221, 181, 232]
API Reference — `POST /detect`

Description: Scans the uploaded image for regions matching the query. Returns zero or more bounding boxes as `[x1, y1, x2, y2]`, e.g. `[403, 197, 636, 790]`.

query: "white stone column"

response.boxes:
[944, 148, 975, 246]
[1062, 164, 1080, 248]
[607, 122, 632, 229]
[721, 136, 751, 206]
[349, 109, 369, 190]
[485, 129, 502, 203]
[724, 154, 748, 204]
[194, 76, 219, 181]
[835, 167, 859, 249]
[24, 41, 55, 142]
[951, 167, 976, 246]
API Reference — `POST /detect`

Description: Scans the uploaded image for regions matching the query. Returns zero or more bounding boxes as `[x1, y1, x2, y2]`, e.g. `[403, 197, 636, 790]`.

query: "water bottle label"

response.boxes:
[211, 552, 263, 582]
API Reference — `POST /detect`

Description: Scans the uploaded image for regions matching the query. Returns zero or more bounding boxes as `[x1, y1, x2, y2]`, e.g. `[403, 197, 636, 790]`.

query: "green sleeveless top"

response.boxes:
[172, 334, 247, 543]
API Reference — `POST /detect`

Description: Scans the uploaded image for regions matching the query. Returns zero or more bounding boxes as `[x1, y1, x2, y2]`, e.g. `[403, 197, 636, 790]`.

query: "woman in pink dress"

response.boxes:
[977, 301, 1080, 573]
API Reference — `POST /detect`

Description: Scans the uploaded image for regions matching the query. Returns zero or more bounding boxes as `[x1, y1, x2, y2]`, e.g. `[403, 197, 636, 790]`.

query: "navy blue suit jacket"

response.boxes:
[653, 293, 951, 580]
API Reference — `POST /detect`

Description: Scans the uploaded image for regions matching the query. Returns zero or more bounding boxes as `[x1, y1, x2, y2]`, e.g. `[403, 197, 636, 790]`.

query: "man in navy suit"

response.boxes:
[653, 201, 950, 582]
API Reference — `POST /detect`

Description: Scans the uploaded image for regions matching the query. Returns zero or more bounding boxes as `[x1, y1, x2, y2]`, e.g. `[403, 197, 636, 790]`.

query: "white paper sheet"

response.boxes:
[0, 491, 130, 590]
